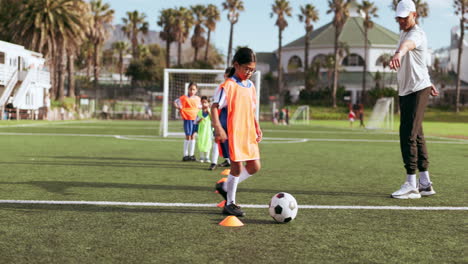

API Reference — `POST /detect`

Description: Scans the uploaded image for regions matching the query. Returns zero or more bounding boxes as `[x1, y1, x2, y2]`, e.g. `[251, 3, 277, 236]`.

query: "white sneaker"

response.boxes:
[199, 158, 205, 163]
[418, 182, 436, 197]
[391, 182, 421, 199]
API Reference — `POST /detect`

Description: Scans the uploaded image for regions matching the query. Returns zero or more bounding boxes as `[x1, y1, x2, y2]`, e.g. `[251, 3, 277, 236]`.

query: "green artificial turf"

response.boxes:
[0, 120, 466, 263]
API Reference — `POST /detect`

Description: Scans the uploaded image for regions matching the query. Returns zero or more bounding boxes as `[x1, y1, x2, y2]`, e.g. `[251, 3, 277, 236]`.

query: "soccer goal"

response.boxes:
[366, 97, 395, 130]
[289, 105, 310, 125]
[160, 68, 262, 137]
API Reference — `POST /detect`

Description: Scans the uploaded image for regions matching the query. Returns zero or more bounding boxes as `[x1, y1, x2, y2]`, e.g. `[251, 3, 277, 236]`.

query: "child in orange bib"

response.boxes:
[211, 48, 262, 217]
[174, 82, 201, 161]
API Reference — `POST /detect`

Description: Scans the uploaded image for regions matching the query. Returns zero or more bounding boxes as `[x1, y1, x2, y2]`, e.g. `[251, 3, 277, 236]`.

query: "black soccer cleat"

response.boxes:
[209, 163, 217, 170]
[222, 202, 245, 217]
[219, 160, 230, 167]
[190, 155, 196, 161]
[215, 181, 227, 201]
[182, 156, 190, 161]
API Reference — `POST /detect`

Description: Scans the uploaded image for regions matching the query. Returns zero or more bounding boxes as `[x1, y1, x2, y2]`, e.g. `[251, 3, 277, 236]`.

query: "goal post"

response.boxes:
[289, 105, 310, 125]
[367, 97, 395, 130]
[160, 68, 261, 137]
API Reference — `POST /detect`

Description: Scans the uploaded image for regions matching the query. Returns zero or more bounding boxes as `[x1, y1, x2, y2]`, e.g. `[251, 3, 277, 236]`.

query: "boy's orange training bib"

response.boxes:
[221, 79, 259, 162]
[179, 95, 200, 120]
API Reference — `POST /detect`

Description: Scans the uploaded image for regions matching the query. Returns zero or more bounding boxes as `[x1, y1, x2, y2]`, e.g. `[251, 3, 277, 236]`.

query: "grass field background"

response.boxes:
[0, 120, 466, 263]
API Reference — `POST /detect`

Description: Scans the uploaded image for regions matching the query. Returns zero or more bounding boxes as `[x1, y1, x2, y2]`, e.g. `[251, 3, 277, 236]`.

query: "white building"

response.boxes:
[0, 40, 51, 119]
[278, 1, 400, 104]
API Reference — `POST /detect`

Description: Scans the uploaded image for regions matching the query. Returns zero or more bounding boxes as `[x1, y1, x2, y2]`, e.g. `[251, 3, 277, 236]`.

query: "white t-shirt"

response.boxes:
[397, 24, 432, 96]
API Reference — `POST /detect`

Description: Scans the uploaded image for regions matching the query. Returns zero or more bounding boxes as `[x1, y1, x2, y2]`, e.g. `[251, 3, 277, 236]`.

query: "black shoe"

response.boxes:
[219, 160, 230, 167]
[209, 163, 217, 170]
[215, 181, 227, 201]
[222, 202, 245, 217]
[190, 156, 196, 161]
[182, 156, 190, 161]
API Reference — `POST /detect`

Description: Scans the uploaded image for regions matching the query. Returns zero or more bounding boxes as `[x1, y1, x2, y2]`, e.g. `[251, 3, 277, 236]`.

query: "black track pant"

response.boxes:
[399, 87, 430, 174]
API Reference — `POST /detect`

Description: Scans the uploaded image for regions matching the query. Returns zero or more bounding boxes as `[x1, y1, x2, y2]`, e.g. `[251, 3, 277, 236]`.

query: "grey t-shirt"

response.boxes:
[397, 24, 432, 96]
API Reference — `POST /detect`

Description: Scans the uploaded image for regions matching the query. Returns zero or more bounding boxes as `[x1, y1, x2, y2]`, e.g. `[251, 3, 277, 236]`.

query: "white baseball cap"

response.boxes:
[396, 0, 416, 18]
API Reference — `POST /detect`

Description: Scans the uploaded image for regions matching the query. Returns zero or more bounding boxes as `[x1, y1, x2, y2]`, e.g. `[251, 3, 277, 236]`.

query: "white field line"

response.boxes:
[0, 120, 96, 128]
[0, 200, 466, 211]
[0, 132, 466, 144]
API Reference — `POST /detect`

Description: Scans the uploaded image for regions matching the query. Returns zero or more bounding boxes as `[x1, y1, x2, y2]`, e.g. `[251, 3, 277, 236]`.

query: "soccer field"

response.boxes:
[0, 120, 466, 263]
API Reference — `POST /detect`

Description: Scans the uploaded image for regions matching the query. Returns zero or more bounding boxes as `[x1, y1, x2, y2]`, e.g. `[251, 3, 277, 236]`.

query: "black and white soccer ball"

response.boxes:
[269, 192, 298, 223]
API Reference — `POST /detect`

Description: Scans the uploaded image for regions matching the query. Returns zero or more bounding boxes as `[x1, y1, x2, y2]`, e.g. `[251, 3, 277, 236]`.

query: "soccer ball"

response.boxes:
[269, 192, 298, 223]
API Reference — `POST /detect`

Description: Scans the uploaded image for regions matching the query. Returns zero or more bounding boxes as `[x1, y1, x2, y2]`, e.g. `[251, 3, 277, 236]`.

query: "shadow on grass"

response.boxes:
[0, 181, 385, 198]
[0, 203, 220, 215]
[0, 159, 211, 171]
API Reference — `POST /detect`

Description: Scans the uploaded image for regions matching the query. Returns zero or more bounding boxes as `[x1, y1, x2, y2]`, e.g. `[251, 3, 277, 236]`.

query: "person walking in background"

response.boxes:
[195, 96, 213, 163]
[348, 108, 356, 128]
[358, 104, 365, 128]
[389, 0, 439, 199]
[174, 82, 201, 162]
[211, 48, 262, 217]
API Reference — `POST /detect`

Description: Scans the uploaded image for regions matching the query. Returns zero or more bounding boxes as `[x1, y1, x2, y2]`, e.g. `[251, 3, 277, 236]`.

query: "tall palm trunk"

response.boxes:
[86, 48, 92, 80]
[57, 42, 67, 102]
[304, 28, 310, 90]
[132, 31, 138, 59]
[177, 41, 182, 65]
[93, 42, 100, 98]
[332, 28, 339, 108]
[204, 29, 212, 61]
[165, 40, 171, 68]
[227, 23, 234, 66]
[455, 19, 464, 113]
[362, 28, 368, 104]
[48, 39, 57, 99]
[93, 43, 100, 83]
[193, 47, 199, 62]
[67, 52, 76, 98]
[277, 28, 283, 96]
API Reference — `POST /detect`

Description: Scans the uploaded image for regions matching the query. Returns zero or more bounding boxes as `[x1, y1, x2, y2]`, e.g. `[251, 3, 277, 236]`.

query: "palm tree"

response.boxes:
[391, 0, 428, 24]
[203, 4, 220, 61]
[222, 0, 245, 66]
[298, 4, 319, 91]
[112, 41, 129, 88]
[453, 0, 467, 113]
[191, 5, 206, 62]
[174, 7, 194, 65]
[271, 0, 292, 98]
[122, 10, 149, 60]
[358, 0, 378, 104]
[158, 8, 177, 68]
[327, 0, 350, 108]
[9, 0, 88, 101]
[89, 0, 114, 93]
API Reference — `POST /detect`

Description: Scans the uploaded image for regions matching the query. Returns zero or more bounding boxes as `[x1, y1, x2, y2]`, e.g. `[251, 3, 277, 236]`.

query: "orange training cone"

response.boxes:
[219, 215, 244, 227]
[221, 169, 231, 176]
[216, 200, 226, 208]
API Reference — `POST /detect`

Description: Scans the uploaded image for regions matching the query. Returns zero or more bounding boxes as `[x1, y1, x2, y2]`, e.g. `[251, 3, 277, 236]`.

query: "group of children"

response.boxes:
[173, 81, 230, 169]
[174, 48, 261, 217]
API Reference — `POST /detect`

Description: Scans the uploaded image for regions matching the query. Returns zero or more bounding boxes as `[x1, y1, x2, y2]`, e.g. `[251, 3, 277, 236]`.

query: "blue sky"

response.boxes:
[108, 0, 458, 55]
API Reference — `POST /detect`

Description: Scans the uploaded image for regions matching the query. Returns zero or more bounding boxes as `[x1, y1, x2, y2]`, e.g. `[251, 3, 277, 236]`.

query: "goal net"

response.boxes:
[289, 105, 310, 125]
[367, 97, 394, 130]
[160, 68, 261, 137]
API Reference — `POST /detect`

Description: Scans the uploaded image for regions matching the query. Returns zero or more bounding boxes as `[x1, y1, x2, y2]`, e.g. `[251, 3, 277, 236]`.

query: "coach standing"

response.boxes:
[389, 0, 439, 199]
